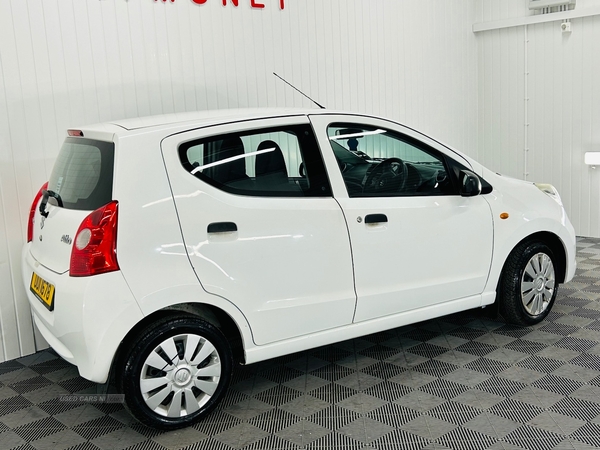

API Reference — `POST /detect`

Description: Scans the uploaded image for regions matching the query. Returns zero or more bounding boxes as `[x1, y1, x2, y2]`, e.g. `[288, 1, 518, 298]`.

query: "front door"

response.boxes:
[161, 116, 356, 345]
[310, 115, 494, 322]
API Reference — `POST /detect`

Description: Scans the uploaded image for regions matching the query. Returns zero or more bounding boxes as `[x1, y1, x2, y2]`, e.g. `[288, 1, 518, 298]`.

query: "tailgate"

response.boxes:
[30, 206, 88, 274]
[30, 137, 115, 274]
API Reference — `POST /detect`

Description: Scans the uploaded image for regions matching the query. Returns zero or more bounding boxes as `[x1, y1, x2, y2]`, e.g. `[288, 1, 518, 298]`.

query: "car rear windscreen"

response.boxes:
[48, 137, 114, 211]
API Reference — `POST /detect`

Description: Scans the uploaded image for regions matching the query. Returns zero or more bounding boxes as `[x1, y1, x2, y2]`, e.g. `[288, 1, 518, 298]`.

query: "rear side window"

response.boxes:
[48, 137, 114, 210]
[179, 125, 331, 197]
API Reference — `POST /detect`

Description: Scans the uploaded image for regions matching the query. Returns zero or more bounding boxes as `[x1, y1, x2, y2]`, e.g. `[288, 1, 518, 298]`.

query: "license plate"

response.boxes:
[30, 272, 55, 311]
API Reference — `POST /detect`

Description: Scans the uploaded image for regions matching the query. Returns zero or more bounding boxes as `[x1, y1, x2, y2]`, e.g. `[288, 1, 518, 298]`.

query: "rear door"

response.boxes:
[161, 116, 356, 345]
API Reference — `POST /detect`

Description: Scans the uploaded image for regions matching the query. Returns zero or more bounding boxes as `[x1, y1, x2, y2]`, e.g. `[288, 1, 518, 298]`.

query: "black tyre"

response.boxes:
[499, 240, 558, 326]
[117, 315, 232, 430]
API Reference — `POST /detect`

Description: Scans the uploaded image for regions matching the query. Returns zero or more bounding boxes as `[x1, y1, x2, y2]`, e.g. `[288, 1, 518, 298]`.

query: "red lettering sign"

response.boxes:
[189, 0, 284, 9]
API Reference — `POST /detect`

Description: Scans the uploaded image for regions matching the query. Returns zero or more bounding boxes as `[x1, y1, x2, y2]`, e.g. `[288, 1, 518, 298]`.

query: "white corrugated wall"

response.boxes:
[0, 0, 479, 362]
[476, 0, 600, 237]
[6, 1, 600, 364]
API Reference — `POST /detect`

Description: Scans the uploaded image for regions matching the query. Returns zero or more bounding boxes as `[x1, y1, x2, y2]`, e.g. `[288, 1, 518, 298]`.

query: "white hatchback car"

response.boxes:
[22, 109, 576, 429]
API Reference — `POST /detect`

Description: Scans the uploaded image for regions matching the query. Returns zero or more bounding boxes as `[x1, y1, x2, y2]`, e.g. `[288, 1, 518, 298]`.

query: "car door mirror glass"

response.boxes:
[459, 170, 482, 197]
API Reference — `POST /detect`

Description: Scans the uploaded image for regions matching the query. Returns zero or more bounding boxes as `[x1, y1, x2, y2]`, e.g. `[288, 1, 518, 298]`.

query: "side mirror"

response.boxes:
[459, 170, 482, 197]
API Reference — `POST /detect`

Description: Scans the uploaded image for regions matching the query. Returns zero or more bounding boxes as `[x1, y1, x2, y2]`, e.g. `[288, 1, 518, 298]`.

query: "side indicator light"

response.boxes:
[500, 212, 509, 220]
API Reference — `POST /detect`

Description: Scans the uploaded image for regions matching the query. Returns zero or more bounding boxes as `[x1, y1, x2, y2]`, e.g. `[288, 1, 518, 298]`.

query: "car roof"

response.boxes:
[69, 108, 476, 168]
[107, 108, 327, 132]
[74, 108, 341, 140]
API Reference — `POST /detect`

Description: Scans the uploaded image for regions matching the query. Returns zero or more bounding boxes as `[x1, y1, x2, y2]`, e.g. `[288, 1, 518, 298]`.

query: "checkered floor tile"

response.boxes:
[2, 237, 600, 450]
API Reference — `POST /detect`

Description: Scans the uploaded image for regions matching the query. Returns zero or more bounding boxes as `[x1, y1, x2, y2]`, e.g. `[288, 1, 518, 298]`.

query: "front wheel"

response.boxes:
[499, 241, 558, 326]
[118, 315, 233, 430]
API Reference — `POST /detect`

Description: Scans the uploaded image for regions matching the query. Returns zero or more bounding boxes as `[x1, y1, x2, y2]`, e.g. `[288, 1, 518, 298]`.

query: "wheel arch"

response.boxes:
[111, 303, 246, 381]
[488, 230, 569, 312]
[494, 231, 566, 325]
[506, 231, 567, 283]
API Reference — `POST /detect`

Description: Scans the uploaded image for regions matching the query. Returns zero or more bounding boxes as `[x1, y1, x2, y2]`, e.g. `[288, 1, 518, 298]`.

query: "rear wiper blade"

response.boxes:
[39, 189, 63, 218]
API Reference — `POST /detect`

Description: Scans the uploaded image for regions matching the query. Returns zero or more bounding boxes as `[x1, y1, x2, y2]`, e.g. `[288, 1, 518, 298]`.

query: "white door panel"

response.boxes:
[179, 195, 355, 344]
[338, 196, 493, 322]
[309, 114, 494, 322]
[161, 117, 356, 345]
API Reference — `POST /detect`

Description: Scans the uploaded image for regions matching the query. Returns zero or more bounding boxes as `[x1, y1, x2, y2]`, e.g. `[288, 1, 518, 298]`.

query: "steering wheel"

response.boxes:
[363, 157, 408, 194]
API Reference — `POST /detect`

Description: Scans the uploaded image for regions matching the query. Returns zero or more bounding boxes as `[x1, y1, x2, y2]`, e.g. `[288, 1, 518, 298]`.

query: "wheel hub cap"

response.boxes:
[139, 333, 222, 418]
[534, 277, 545, 291]
[174, 367, 191, 386]
[521, 252, 555, 316]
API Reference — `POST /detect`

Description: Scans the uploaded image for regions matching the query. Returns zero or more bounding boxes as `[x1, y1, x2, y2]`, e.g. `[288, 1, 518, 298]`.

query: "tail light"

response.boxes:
[70, 201, 119, 277]
[27, 182, 48, 242]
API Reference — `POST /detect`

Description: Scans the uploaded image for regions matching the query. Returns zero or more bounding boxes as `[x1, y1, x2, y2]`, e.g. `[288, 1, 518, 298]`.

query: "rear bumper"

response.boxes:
[22, 244, 144, 383]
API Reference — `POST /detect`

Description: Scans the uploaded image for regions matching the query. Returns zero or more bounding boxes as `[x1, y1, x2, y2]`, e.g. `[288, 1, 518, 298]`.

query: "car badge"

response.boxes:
[61, 235, 72, 245]
[40, 216, 45, 229]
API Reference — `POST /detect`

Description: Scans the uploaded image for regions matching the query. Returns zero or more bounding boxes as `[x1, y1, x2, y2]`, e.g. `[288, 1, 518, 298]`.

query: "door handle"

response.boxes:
[207, 222, 238, 233]
[364, 214, 388, 224]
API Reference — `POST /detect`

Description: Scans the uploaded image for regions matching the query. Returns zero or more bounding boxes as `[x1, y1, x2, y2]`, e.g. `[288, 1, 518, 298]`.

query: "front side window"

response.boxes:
[327, 124, 455, 197]
[179, 125, 331, 197]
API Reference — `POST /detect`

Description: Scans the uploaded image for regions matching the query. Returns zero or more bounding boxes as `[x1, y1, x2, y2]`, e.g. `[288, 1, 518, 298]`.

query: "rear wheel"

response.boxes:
[499, 241, 558, 326]
[118, 315, 232, 430]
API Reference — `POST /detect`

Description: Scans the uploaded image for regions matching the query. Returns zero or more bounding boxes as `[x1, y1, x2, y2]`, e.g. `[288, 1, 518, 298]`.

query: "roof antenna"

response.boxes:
[273, 72, 326, 109]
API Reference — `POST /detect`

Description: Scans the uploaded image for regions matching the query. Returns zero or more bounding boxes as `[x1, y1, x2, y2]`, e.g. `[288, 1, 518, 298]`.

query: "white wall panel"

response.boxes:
[477, 27, 526, 177]
[479, 0, 600, 21]
[477, 1, 600, 238]
[0, 0, 38, 361]
[0, 0, 478, 362]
